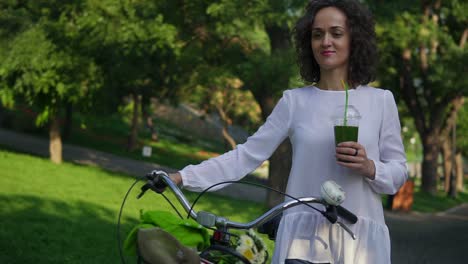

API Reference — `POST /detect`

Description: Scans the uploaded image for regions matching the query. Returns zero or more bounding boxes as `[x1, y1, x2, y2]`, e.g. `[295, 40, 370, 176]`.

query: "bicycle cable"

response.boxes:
[117, 176, 187, 264]
[118, 175, 329, 264]
[187, 180, 323, 220]
[161, 192, 184, 219]
[132, 177, 319, 239]
[117, 177, 140, 264]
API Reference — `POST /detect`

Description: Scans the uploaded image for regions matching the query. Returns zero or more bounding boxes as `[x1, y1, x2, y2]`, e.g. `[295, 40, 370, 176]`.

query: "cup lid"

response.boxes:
[332, 105, 361, 120]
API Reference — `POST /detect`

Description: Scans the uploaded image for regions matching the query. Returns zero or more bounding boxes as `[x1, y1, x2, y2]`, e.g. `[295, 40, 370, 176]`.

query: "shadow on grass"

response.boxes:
[0, 194, 138, 264]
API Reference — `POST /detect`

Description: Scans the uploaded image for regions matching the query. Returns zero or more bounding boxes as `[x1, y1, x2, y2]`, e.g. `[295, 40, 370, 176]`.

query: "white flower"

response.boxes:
[235, 229, 267, 264]
[238, 234, 255, 248]
[236, 245, 255, 262]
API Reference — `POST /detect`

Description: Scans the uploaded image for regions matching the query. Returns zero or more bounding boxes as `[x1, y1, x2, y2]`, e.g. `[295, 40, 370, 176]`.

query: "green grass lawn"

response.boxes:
[1, 147, 467, 263]
[0, 149, 272, 264]
[411, 178, 468, 213]
[381, 185, 468, 213]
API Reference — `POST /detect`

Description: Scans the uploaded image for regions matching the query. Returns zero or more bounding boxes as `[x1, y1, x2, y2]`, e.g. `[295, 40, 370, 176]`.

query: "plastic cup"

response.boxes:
[334, 124, 359, 145]
[333, 105, 361, 146]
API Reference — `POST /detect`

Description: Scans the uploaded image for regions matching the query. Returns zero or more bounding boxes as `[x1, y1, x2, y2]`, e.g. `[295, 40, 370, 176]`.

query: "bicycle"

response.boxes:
[117, 170, 358, 264]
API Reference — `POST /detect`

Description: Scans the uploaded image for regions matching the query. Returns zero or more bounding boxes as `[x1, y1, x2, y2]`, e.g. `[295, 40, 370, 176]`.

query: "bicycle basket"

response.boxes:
[137, 227, 201, 264]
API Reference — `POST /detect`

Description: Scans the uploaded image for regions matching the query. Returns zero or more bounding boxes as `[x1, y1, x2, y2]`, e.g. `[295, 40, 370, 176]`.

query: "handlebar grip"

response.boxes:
[153, 173, 169, 193]
[154, 176, 168, 190]
[143, 170, 169, 194]
[337, 205, 358, 224]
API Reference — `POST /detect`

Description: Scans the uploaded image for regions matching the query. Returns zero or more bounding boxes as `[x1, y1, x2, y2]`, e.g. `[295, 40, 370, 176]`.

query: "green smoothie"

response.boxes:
[334, 125, 359, 146]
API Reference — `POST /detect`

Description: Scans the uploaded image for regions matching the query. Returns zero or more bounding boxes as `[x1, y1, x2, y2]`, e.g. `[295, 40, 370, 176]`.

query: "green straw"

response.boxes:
[341, 80, 349, 126]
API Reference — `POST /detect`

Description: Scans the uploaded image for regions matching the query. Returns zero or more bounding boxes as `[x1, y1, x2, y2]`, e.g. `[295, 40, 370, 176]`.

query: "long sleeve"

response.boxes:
[366, 90, 408, 194]
[179, 91, 293, 192]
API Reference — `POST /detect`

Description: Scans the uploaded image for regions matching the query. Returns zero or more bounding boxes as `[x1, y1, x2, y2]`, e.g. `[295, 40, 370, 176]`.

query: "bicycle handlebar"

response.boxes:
[337, 204, 358, 224]
[141, 170, 358, 239]
[140, 170, 199, 219]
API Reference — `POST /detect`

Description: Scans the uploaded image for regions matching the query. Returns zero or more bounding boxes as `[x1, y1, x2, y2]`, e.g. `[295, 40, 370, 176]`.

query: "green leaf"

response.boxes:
[35, 108, 50, 127]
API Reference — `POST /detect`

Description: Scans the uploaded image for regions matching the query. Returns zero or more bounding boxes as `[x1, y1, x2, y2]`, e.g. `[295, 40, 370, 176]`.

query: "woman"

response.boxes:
[169, 0, 407, 263]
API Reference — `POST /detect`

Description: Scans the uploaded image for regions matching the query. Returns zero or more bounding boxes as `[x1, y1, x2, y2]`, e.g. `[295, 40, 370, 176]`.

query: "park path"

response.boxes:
[0, 127, 466, 263]
[385, 204, 468, 263]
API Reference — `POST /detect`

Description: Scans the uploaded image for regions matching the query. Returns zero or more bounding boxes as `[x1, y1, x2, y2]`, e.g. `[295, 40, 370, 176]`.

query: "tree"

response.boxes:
[440, 97, 465, 196]
[196, 0, 307, 207]
[370, 0, 468, 194]
[188, 68, 262, 150]
[72, 0, 181, 151]
[0, 1, 102, 163]
[454, 102, 468, 192]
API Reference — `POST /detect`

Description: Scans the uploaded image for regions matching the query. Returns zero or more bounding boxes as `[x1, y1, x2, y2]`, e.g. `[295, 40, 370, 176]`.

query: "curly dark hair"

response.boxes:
[293, 0, 377, 86]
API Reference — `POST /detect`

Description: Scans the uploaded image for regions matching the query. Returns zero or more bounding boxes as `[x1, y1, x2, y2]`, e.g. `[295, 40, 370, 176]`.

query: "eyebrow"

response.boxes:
[312, 26, 346, 31]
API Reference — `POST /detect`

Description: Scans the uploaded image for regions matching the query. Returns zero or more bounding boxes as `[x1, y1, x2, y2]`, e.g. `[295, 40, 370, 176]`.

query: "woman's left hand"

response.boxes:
[335, 142, 376, 179]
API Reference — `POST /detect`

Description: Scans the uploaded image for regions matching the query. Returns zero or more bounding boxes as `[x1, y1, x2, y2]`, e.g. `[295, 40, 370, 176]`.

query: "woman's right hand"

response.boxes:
[169, 172, 183, 186]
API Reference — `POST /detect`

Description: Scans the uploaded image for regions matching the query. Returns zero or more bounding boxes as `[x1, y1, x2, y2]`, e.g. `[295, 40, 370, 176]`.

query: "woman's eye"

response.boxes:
[333, 32, 343, 37]
[312, 32, 322, 38]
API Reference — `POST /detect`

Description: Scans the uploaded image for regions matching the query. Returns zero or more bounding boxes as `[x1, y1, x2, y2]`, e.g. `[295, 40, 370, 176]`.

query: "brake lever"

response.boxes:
[336, 221, 356, 240]
[137, 182, 152, 199]
[322, 205, 356, 240]
[137, 170, 169, 198]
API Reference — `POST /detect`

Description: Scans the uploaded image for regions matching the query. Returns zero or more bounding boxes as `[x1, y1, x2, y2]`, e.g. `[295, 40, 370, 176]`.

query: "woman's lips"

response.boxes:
[321, 50, 335, 56]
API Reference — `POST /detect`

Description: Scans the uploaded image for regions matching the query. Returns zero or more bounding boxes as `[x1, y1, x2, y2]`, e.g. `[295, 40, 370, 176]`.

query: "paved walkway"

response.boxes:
[0, 128, 467, 263]
[385, 205, 468, 263]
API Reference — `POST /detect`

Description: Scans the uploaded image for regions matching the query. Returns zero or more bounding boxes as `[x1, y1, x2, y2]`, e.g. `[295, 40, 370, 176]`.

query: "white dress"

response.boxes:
[179, 85, 408, 264]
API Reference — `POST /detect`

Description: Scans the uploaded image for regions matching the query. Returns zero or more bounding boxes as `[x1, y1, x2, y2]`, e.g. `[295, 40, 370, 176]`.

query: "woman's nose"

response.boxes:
[321, 34, 332, 47]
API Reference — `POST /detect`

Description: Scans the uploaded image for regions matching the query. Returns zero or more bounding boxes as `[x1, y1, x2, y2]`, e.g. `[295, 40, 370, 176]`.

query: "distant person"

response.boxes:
[169, 0, 407, 263]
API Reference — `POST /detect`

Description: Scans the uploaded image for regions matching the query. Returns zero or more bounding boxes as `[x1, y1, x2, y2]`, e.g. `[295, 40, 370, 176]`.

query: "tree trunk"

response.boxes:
[448, 167, 457, 198]
[265, 24, 291, 51]
[441, 140, 452, 192]
[448, 120, 458, 198]
[49, 114, 63, 164]
[267, 139, 292, 208]
[421, 133, 440, 194]
[215, 105, 237, 150]
[399, 49, 464, 196]
[221, 126, 237, 150]
[261, 23, 293, 207]
[141, 96, 158, 142]
[455, 152, 464, 191]
[127, 93, 140, 152]
[63, 103, 73, 141]
[257, 94, 293, 207]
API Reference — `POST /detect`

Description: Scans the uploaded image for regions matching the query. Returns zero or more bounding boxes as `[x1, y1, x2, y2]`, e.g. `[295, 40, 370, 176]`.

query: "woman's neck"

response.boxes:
[316, 68, 348, 91]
